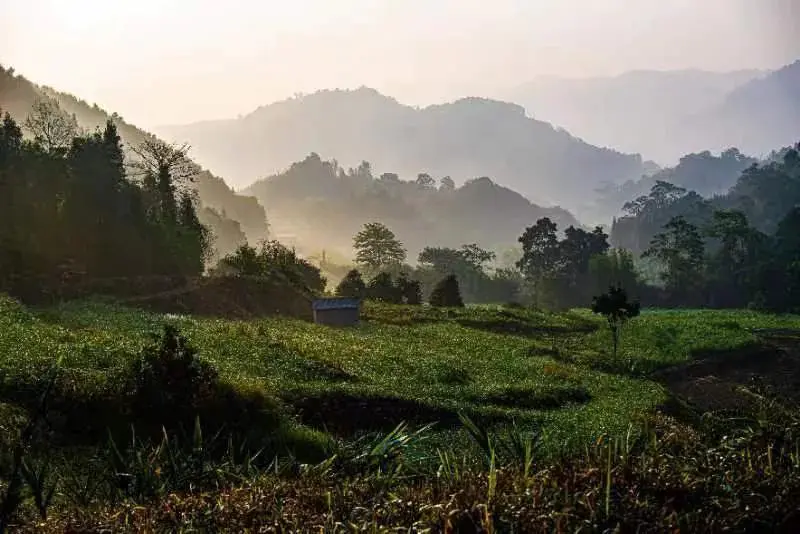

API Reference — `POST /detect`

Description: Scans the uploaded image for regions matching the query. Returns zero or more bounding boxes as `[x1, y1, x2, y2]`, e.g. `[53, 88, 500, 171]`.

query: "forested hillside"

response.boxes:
[0, 65, 269, 257]
[589, 148, 758, 223]
[159, 88, 647, 214]
[244, 153, 580, 260]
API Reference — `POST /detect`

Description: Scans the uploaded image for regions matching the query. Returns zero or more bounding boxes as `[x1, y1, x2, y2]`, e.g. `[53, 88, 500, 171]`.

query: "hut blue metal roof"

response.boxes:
[312, 297, 361, 311]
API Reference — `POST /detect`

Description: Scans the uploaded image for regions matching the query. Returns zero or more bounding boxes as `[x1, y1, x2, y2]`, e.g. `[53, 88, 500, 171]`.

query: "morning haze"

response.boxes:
[4, 1, 800, 529]
[2, 0, 797, 128]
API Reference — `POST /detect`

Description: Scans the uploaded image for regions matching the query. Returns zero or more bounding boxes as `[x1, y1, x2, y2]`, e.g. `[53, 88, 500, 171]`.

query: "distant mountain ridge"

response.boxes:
[503, 62, 800, 165]
[684, 61, 800, 157]
[158, 87, 648, 214]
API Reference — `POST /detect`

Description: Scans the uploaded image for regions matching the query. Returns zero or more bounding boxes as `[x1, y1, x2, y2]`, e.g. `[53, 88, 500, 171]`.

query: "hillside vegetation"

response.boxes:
[0, 65, 269, 257]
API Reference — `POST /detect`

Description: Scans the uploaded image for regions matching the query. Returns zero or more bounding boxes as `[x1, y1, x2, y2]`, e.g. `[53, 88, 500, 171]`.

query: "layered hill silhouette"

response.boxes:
[685, 60, 800, 158]
[0, 65, 269, 258]
[158, 88, 648, 213]
[504, 61, 800, 165]
[244, 153, 580, 260]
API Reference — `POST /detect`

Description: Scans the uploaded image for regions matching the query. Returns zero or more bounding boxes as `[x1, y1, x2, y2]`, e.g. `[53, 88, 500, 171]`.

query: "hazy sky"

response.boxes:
[2, 0, 798, 129]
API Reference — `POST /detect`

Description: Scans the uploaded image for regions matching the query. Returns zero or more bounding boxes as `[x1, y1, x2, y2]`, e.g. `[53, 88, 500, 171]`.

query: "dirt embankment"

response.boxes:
[656, 330, 800, 412]
[125, 275, 314, 320]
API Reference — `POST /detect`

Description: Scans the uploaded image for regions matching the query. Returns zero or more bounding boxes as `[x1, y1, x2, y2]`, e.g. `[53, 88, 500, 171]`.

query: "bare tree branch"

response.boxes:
[23, 99, 79, 153]
[128, 138, 198, 190]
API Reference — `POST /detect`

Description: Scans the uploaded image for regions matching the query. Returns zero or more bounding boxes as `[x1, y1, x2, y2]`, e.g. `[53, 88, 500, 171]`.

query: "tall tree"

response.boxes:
[517, 218, 560, 305]
[643, 216, 705, 305]
[353, 222, 406, 272]
[23, 99, 79, 153]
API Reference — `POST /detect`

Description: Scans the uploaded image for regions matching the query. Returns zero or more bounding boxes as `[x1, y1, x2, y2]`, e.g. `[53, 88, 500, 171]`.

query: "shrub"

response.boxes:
[591, 285, 640, 358]
[396, 274, 422, 305]
[335, 269, 366, 298]
[127, 325, 219, 423]
[367, 272, 401, 303]
[215, 242, 326, 295]
[429, 274, 464, 308]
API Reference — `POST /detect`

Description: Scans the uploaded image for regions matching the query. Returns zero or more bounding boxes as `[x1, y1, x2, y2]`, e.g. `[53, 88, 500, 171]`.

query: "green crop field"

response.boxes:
[4, 294, 800, 457]
[4, 294, 800, 530]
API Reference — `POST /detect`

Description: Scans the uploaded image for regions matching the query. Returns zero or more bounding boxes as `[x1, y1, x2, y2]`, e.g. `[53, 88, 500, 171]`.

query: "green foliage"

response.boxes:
[353, 222, 406, 273]
[216, 241, 326, 295]
[127, 325, 219, 421]
[366, 272, 401, 303]
[591, 286, 641, 358]
[643, 215, 705, 304]
[517, 218, 612, 309]
[335, 269, 366, 298]
[429, 274, 464, 308]
[0, 112, 210, 294]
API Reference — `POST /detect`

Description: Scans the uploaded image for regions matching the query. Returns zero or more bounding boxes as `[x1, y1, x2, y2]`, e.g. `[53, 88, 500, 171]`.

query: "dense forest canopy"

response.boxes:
[0, 110, 209, 293]
[0, 65, 269, 259]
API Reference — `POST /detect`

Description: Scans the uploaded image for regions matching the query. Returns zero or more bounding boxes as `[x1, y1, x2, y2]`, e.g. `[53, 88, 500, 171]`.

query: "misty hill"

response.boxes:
[158, 88, 647, 213]
[502, 69, 763, 164]
[0, 65, 269, 258]
[244, 153, 580, 260]
[684, 61, 800, 158]
[587, 147, 759, 224]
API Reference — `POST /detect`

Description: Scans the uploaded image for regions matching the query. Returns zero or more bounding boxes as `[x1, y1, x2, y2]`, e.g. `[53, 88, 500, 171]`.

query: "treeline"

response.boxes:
[244, 152, 578, 259]
[0, 109, 209, 294]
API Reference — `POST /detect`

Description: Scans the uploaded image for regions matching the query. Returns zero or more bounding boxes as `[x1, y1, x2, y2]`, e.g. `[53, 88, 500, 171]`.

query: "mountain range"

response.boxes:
[157, 89, 648, 214]
[502, 62, 800, 164]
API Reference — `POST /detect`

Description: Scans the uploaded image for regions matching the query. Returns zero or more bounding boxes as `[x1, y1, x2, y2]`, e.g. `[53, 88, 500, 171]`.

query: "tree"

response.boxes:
[643, 216, 705, 304]
[591, 285, 640, 359]
[589, 249, 639, 297]
[429, 274, 464, 308]
[353, 222, 406, 272]
[367, 272, 401, 303]
[23, 99, 79, 153]
[396, 274, 422, 305]
[705, 209, 766, 307]
[439, 176, 455, 191]
[415, 173, 435, 188]
[517, 218, 560, 305]
[336, 269, 367, 298]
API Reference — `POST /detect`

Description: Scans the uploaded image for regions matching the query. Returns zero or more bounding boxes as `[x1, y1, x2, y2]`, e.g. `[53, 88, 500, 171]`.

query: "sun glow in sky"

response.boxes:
[2, 0, 798, 128]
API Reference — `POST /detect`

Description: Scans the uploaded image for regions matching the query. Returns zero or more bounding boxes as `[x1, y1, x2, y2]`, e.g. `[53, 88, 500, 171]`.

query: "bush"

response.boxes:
[367, 272, 401, 303]
[429, 274, 464, 307]
[396, 274, 422, 305]
[127, 325, 219, 423]
[215, 242, 326, 295]
[335, 269, 366, 298]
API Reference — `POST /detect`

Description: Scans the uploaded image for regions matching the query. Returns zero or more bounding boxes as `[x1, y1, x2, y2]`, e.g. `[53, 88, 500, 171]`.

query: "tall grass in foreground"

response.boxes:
[6, 383, 800, 532]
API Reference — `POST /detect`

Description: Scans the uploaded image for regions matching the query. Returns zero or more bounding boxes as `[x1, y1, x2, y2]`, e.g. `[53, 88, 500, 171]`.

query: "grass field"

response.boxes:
[4, 294, 800, 530]
[3, 294, 800, 457]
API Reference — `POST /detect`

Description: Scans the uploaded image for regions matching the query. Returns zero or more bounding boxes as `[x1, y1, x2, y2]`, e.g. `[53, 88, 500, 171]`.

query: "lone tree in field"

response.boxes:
[336, 269, 367, 298]
[430, 274, 464, 308]
[591, 285, 640, 359]
[353, 222, 406, 273]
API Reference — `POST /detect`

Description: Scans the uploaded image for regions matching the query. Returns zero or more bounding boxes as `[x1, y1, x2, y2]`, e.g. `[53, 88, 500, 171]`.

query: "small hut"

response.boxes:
[312, 297, 361, 326]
